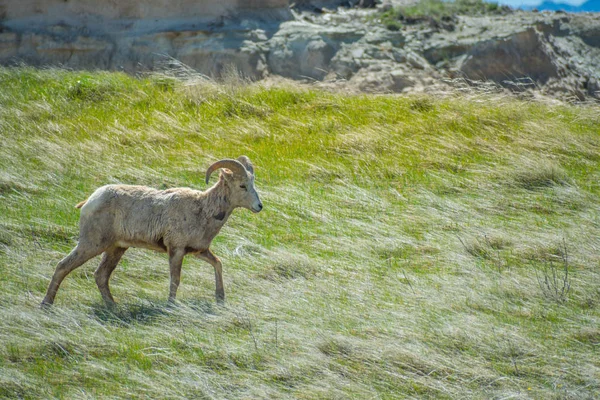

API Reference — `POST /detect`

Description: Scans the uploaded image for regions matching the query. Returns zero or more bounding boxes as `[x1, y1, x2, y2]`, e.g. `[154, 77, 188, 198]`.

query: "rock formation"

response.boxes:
[0, 0, 290, 76]
[1, 1, 599, 101]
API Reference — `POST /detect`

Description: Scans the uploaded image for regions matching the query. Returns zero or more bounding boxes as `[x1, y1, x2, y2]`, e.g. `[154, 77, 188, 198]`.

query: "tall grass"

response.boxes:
[0, 67, 599, 399]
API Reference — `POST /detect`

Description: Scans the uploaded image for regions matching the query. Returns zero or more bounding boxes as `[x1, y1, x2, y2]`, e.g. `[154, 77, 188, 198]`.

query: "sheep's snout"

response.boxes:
[252, 201, 263, 213]
[246, 182, 262, 213]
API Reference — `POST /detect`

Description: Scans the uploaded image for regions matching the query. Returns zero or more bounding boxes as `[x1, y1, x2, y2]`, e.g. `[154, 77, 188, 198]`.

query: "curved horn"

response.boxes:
[237, 155, 254, 175]
[205, 159, 247, 184]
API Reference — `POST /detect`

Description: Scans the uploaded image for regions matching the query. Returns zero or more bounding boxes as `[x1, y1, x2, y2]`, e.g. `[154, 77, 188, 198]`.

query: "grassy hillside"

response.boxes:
[0, 67, 599, 399]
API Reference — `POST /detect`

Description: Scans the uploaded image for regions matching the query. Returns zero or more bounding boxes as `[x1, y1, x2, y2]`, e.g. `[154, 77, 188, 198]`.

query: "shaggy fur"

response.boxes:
[42, 156, 262, 306]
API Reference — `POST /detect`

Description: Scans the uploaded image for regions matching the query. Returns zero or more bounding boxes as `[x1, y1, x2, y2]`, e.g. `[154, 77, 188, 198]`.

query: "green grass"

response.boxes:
[379, 0, 509, 30]
[1, 66, 599, 398]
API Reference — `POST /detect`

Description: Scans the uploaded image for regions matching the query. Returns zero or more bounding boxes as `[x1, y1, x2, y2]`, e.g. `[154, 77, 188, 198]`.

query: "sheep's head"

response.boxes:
[205, 156, 263, 213]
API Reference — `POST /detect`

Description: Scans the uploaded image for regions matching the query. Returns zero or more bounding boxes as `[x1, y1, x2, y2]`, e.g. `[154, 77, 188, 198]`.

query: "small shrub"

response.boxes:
[379, 0, 509, 30]
[534, 239, 572, 303]
[573, 328, 600, 345]
[385, 19, 403, 32]
[511, 161, 568, 189]
[459, 234, 511, 259]
[409, 97, 435, 112]
[318, 338, 353, 357]
[67, 77, 118, 102]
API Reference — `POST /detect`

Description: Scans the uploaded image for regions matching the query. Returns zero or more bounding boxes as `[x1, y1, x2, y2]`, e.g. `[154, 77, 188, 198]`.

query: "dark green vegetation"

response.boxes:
[0, 67, 599, 398]
[380, 0, 509, 30]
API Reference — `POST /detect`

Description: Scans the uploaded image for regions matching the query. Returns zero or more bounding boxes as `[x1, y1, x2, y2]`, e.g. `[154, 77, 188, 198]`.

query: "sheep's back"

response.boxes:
[80, 185, 176, 243]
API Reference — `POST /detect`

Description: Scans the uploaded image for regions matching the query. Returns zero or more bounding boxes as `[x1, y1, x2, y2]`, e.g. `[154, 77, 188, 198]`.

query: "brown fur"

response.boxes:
[42, 156, 262, 306]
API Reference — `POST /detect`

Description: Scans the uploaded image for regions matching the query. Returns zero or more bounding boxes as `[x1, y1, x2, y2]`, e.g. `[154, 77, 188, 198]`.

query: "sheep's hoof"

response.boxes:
[40, 301, 53, 310]
[103, 300, 117, 309]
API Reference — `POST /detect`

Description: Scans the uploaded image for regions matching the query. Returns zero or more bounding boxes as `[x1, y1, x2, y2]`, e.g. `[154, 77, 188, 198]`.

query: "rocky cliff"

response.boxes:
[0, 0, 290, 75]
[274, 5, 600, 101]
[1, 1, 599, 101]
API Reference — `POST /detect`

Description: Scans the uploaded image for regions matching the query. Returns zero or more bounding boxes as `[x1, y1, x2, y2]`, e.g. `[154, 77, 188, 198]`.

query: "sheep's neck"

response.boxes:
[206, 181, 234, 218]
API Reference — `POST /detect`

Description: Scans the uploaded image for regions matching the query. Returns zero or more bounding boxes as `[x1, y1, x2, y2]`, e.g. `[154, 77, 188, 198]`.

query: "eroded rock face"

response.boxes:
[419, 13, 599, 99]
[292, 1, 372, 10]
[292, 9, 599, 100]
[0, 0, 290, 76]
[267, 21, 365, 79]
[1, 0, 289, 20]
[1, 1, 599, 101]
[459, 28, 559, 84]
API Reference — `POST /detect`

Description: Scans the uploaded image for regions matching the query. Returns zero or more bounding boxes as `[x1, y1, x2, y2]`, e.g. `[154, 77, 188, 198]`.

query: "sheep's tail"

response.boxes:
[75, 199, 88, 209]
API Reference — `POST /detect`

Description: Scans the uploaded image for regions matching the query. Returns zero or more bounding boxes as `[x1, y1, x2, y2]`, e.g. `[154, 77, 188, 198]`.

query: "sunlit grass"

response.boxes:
[0, 67, 599, 398]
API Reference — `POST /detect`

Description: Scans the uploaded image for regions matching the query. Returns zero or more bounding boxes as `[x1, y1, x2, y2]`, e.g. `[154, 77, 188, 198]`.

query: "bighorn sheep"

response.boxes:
[41, 156, 262, 306]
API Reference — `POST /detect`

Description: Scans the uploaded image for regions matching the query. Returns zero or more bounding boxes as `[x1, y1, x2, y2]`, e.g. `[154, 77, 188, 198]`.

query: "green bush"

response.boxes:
[380, 0, 509, 29]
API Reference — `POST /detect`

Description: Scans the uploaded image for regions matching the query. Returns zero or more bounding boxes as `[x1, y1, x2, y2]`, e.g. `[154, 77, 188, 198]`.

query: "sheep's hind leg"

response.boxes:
[196, 249, 224, 303]
[168, 248, 185, 302]
[94, 247, 127, 305]
[41, 244, 104, 306]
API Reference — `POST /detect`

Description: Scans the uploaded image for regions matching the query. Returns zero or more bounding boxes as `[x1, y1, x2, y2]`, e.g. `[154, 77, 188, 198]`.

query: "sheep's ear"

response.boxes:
[237, 155, 254, 175]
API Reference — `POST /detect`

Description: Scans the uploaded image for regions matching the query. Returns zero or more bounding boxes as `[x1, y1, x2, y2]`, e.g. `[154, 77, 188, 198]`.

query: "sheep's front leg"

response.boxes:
[168, 248, 185, 302]
[196, 249, 224, 303]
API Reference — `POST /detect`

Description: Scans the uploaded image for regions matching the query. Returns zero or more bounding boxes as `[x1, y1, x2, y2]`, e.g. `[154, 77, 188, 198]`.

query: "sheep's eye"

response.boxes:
[240, 184, 247, 190]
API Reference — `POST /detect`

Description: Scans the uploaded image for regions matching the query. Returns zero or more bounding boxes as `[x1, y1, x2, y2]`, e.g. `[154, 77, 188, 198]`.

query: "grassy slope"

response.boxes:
[0, 67, 599, 399]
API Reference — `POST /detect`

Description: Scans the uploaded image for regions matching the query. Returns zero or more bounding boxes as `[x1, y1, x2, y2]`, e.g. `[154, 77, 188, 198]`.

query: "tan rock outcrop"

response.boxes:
[0, 0, 290, 75]
[1, 0, 288, 20]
